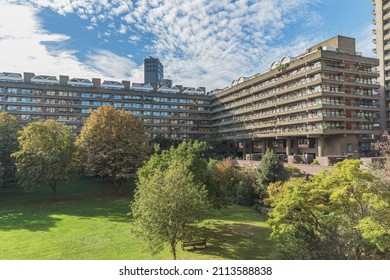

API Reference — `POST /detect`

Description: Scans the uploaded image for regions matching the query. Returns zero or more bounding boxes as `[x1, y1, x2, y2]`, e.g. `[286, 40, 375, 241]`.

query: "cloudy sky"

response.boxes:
[0, 0, 375, 90]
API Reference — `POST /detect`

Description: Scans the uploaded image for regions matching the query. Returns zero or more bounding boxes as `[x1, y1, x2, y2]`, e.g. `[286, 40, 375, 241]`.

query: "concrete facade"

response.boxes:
[211, 35, 380, 161]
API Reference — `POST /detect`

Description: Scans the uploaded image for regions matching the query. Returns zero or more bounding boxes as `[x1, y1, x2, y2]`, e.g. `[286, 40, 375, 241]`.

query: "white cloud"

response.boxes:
[354, 24, 376, 58]
[0, 1, 137, 81]
[85, 49, 139, 80]
[1, 0, 328, 89]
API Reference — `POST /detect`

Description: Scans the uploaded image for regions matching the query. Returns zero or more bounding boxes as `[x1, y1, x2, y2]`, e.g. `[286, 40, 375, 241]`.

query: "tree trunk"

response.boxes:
[51, 181, 57, 201]
[170, 242, 177, 260]
[114, 178, 123, 195]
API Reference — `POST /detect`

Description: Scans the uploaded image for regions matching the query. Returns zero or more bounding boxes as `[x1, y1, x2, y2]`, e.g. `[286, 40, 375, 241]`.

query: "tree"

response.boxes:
[267, 160, 390, 259]
[0, 112, 21, 185]
[256, 148, 288, 202]
[131, 160, 211, 260]
[211, 158, 259, 206]
[12, 120, 75, 200]
[137, 140, 220, 203]
[76, 106, 149, 194]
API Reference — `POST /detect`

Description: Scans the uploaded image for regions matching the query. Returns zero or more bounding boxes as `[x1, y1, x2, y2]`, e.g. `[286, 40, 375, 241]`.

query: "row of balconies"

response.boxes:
[215, 58, 378, 104]
[212, 77, 378, 110]
[0, 91, 211, 106]
[215, 114, 376, 132]
[212, 102, 379, 122]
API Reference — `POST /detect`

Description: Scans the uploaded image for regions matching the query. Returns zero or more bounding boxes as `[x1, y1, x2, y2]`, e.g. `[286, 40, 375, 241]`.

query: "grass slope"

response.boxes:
[0, 179, 274, 260]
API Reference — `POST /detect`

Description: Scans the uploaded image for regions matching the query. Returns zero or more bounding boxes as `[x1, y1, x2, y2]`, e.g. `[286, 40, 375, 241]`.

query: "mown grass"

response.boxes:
[0, 179, 274, 260]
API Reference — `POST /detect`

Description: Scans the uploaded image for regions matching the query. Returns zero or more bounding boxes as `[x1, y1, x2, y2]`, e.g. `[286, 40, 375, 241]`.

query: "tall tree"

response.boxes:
[0, 112, 21, 185]
[131, 160, 211, 260]
[256, 148, 288, 202]
[267, 160, 390, 259]
[12, 120, 74, 200]
[137, 140, 222, 207]
[76, 106, 149, 194]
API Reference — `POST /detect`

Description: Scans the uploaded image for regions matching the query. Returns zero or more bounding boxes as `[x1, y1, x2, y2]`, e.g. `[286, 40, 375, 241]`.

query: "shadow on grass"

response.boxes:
[0, 211, 62, 232]
[184, 222, 274, 260]
[0, 179, 134, 232]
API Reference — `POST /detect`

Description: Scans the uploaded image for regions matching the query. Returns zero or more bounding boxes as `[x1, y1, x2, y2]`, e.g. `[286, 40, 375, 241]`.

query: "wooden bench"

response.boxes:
[181, 239, 207, 250]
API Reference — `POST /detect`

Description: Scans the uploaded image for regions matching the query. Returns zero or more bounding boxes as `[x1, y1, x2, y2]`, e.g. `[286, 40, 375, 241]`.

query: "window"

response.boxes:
[21, 106, 31, 112]
[81, 93, 91, 98]
[21, 89, 32, 94]
[7, 105, 17, 111]
[7, 88, 18, 94]
[7, 97, 17, 102]
[347, 143, 353, 154]
[58, 91, 68, 96]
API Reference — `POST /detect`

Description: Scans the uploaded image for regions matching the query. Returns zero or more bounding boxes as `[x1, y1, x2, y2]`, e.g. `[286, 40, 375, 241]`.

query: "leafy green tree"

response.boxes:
[12, 120, 75, 200]
[76, 106, 149, 194]
[256, 148, 288, 202]
[0, 112, 21, 185]
[138, 140, 216, 200]
[211, 158, 259, 206]
[267, 160, 390, 259]
[131, 160, 212, 260]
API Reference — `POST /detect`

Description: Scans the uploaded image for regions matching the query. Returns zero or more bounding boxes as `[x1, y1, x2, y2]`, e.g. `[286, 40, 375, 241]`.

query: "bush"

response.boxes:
[212, 159, 259, 206]
[311, 159, 319, 165]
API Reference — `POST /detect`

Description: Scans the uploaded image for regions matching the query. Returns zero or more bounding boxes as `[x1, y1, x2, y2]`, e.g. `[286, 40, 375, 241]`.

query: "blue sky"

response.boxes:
[0, 0, 375, 90]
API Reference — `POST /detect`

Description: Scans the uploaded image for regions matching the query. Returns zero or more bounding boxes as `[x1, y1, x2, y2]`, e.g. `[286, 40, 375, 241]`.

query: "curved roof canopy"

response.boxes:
[31, 75, 59, 84]
[101, 80, 124, 89]
[0, 72, 23, 82]
[68, 78, 93, 87]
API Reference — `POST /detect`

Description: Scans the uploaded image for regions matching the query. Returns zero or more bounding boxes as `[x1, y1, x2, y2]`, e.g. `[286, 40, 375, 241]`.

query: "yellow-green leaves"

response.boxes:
[12, 120, 74, 199]
[268, 159, 390, 259]
[76, 106, 149, 191]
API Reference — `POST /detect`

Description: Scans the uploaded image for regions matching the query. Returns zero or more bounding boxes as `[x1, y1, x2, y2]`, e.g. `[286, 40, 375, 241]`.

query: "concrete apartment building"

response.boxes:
[0, 36, 380, 165]
[372, 0, 390, 130]
[0, 73, 211, 140]
[210, 36, 380, 165]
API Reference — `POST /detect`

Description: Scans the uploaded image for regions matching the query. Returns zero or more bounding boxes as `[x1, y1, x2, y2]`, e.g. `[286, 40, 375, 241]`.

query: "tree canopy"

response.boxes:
[256, 148, 288, 202]
[0, 112, 21, 185]
[76, 106, 149, 193]
[131, 159, 211, 260]
[12, 120, 75, 200]
[137, 140, 224, 207]
[267, 159, 390, 259]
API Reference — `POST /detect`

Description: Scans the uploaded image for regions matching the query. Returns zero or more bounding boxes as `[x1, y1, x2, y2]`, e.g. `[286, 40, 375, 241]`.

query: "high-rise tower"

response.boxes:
[372, 0, 390, 130]
[144, 56, 164, 84]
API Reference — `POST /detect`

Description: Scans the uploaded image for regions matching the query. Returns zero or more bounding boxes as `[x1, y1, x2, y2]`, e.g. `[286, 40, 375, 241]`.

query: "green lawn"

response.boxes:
[0, 179, 274, 260]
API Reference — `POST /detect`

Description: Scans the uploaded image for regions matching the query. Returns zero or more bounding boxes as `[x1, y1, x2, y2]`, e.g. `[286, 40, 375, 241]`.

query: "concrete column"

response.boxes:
[232, 142, 238, 156]
[286, 139, 291, 155]
[317, 137, 325, 157]
[248, 141, 253, 154]
[292, 138, 299, 155]
[242, 141, 247, 159]
[262, 140, 267, 154]
[226, 142, 231, 154]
